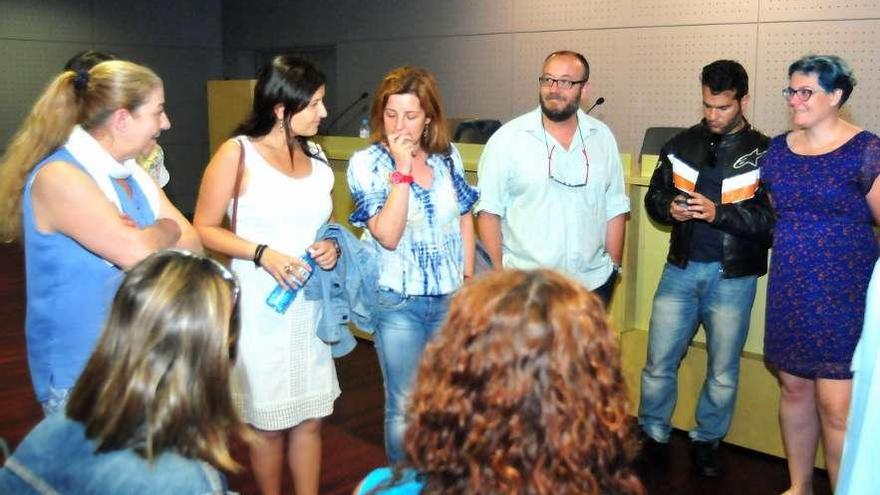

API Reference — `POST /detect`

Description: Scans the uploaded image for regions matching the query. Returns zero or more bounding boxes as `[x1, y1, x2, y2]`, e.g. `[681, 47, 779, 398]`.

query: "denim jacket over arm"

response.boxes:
[303, 223, 380, 358]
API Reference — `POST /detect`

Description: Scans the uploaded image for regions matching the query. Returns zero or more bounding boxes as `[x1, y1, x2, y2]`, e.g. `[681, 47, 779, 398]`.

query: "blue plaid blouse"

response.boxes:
[347, 143, 478, 296]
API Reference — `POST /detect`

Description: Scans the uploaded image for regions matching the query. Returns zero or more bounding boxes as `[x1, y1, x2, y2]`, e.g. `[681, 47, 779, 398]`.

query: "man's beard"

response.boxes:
[540, 95, 580, 122]
[706, 112, 744, 135]
[718, 111, 744, 135]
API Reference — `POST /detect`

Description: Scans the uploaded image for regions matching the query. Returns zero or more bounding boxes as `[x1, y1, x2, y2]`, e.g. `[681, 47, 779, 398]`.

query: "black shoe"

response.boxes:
[692, 440, 721, 477]
[639, 431, 668, 464]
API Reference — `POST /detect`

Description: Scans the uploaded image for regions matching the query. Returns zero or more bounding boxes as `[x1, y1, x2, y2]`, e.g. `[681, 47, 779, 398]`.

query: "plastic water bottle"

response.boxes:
[358, 118, 370, 139]
[265, 252, 317, 314]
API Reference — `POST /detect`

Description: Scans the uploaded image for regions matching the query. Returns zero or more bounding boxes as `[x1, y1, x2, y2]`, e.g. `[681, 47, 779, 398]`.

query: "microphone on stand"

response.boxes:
[322, 91, 369, 134]
[586, 96, 605, 114]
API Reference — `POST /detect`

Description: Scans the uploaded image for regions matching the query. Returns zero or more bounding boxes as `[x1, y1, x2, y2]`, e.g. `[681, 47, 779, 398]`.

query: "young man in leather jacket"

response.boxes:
[638, 60, 775, 477]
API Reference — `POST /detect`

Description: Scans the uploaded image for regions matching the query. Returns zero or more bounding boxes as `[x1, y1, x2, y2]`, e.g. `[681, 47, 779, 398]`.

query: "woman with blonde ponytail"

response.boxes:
[0, 61, 201, 414]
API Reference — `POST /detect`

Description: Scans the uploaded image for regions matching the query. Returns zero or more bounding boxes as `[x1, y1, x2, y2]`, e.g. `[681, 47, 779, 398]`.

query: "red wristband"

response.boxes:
[391, 171, 414, 184]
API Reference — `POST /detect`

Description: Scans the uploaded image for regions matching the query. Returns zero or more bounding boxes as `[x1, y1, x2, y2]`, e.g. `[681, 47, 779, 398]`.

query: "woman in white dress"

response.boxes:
[194, 55, 340, 495]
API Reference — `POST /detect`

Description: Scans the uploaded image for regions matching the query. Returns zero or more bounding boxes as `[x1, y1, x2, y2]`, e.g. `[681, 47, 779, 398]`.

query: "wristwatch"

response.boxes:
[612, 263, 623, 275]
[390, 171, 414, 184]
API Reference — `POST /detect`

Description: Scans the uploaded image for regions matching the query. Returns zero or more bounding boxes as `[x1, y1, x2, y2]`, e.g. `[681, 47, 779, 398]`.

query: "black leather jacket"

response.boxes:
[644, 121, 774, 278]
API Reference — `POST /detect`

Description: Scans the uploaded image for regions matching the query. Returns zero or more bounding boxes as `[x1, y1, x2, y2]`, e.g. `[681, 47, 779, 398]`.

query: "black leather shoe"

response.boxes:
[692, 440, 721, 477]
[639, 431, 668, 464]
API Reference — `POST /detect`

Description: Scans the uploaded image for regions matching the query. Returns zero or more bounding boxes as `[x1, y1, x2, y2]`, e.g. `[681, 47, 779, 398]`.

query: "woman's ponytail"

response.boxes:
[0, 71, 82, 241]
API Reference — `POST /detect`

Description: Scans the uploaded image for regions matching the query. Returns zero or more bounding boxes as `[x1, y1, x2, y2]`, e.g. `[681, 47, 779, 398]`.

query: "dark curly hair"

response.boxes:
[399, 269, 644, 495]
[701, 59, 749, 101]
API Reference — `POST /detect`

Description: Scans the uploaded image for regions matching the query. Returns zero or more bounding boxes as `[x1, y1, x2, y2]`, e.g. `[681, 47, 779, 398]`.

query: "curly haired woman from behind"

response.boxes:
[356, 269, 645, 495]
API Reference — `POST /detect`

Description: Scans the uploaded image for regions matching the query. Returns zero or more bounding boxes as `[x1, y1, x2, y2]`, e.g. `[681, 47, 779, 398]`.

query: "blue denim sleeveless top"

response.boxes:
[22, 147, 155, 402]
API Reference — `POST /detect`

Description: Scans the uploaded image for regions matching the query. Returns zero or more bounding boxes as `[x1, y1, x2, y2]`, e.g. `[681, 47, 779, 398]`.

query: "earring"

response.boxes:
[423, 125, 429, 140]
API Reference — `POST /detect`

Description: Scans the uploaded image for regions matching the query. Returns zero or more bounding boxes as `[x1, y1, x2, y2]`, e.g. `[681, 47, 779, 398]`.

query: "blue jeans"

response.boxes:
[638, 262, 757, 443]
[372, 289, 451, 463]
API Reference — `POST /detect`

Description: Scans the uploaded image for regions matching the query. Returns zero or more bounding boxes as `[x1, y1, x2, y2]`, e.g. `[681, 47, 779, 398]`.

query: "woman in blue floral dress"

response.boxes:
[763, 55, 880, 494]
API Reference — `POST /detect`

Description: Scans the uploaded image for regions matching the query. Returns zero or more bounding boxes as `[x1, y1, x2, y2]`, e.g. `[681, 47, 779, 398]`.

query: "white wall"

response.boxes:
[5, 1, 877, 211]
[223, 0, 880, 155]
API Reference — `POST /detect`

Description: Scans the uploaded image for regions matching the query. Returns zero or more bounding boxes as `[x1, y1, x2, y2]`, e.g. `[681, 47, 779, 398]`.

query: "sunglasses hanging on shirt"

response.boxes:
[541, 115, 589, 187]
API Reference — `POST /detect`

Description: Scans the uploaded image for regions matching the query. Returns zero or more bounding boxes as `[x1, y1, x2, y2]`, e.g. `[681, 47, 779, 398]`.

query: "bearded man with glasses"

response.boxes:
[475, 50, 629, 306]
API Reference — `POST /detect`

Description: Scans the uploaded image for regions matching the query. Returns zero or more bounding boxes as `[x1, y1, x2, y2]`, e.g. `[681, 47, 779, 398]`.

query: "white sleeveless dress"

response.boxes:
[228, 137, 340, 430]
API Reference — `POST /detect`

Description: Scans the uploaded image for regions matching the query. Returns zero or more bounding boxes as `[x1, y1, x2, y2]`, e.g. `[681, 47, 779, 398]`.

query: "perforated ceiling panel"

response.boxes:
[513, 0, 621, 31]
[0, 40, 90, 148]
[222, 0, 511, 47]
[0, 0, 224, 215]
[628, 0, 758, 25]
[222, 0, 880, 156]
[754, 19, 880, 137]
[338, 34, 514, 125]
[90, 0, 221, 47]
[760, 0, 880, 22]
[0, 0, 92, 41]
[341, 0, 514, 40]
[624, 24, 758, 155]
[117, 45, 223, 146]
[512, 0, 757, 31]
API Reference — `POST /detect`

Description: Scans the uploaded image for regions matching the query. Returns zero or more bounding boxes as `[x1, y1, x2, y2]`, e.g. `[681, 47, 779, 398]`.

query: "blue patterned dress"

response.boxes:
[763, 131, 880, 379]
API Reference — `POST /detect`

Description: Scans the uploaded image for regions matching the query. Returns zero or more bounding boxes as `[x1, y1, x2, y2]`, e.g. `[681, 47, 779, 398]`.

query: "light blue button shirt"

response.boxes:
[475, 107, 630, 290]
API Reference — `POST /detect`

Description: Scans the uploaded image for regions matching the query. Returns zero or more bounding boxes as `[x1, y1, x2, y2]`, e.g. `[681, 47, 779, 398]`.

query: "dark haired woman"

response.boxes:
[762, 55, 880, 493]
[194, 56, 339, 495]
[0, 250, 244, 493]
[356, 269, 645, 495]
[346, 67, 478, 464]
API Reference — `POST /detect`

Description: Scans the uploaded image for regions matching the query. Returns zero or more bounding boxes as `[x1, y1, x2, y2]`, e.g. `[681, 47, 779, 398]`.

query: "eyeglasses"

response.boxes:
[547, 145, 589, 187]
[155, 249, 241, 360]
[538, 76, 587, 90]
[205, 257, 240, 306]
[167, 249, 240, 305]
[782, 87, 815, 102]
